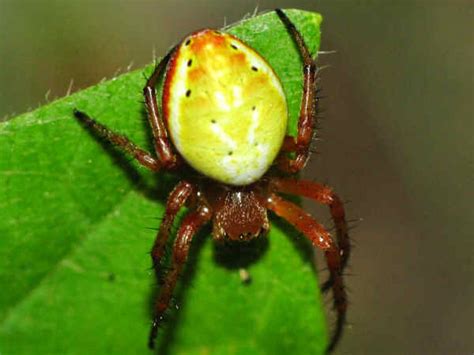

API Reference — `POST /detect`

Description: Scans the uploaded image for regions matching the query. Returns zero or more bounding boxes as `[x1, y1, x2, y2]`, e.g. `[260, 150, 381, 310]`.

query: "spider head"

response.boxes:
[210, 186, 269, 241]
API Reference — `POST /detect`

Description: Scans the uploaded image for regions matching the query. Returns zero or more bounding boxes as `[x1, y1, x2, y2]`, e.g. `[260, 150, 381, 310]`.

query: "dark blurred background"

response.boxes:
[1, 1, 472, 354]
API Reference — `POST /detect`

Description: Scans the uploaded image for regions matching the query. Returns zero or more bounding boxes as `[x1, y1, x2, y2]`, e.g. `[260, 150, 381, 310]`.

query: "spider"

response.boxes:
[73, 9, 350, 353]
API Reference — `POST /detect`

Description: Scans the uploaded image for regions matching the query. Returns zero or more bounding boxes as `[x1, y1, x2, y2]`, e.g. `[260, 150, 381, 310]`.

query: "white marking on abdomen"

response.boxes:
[247, 108, 260, 145]
[232, 85, 243, 107]
[214, 91, 231, 112]
[210, 122, 237, 150]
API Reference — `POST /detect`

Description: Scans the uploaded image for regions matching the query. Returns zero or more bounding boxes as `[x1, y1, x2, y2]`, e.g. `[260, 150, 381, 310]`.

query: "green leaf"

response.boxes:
[0, 9, 326, 355]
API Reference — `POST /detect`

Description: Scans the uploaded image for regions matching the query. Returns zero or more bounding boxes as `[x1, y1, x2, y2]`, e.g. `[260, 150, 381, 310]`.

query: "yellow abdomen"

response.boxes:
[163, 30, 287, 185]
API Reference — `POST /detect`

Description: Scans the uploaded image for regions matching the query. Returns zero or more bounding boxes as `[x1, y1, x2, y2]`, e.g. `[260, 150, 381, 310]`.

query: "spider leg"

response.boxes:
[270, 178, 350, 290]
[148, 204, 212, 349]
[275, 9, 319, 173]
[151, 181, 195, 270]
[267, 193, 346, 353]
[73, 109, 161, 171]
[74, 51, 181, 171]
[143, 49, 181, 169]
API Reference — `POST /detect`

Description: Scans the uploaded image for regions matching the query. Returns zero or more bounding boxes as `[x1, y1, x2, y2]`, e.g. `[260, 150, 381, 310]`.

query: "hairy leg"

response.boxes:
[267, 193, 346, 353]
[74, 52, 181, 171]
[275, 9, 319, 173]
[148, 204, 212, 349]
[73, 109, 161, 171]
[151, 180, 195, 269]
[270, 178, 350, 286]
[143, 50, 181, 169]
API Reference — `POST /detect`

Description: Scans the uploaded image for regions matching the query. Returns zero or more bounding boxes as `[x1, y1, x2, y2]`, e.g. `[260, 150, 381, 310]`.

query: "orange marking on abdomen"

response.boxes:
[230, 53, 247, 66]
[190, 30, 225, 53]
[188, 67, 206, 82]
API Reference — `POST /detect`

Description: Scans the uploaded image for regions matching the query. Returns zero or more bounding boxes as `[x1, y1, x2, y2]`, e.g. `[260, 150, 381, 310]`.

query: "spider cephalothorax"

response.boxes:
[207, 185, 270, 241]
[74, 9, 350, 353]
